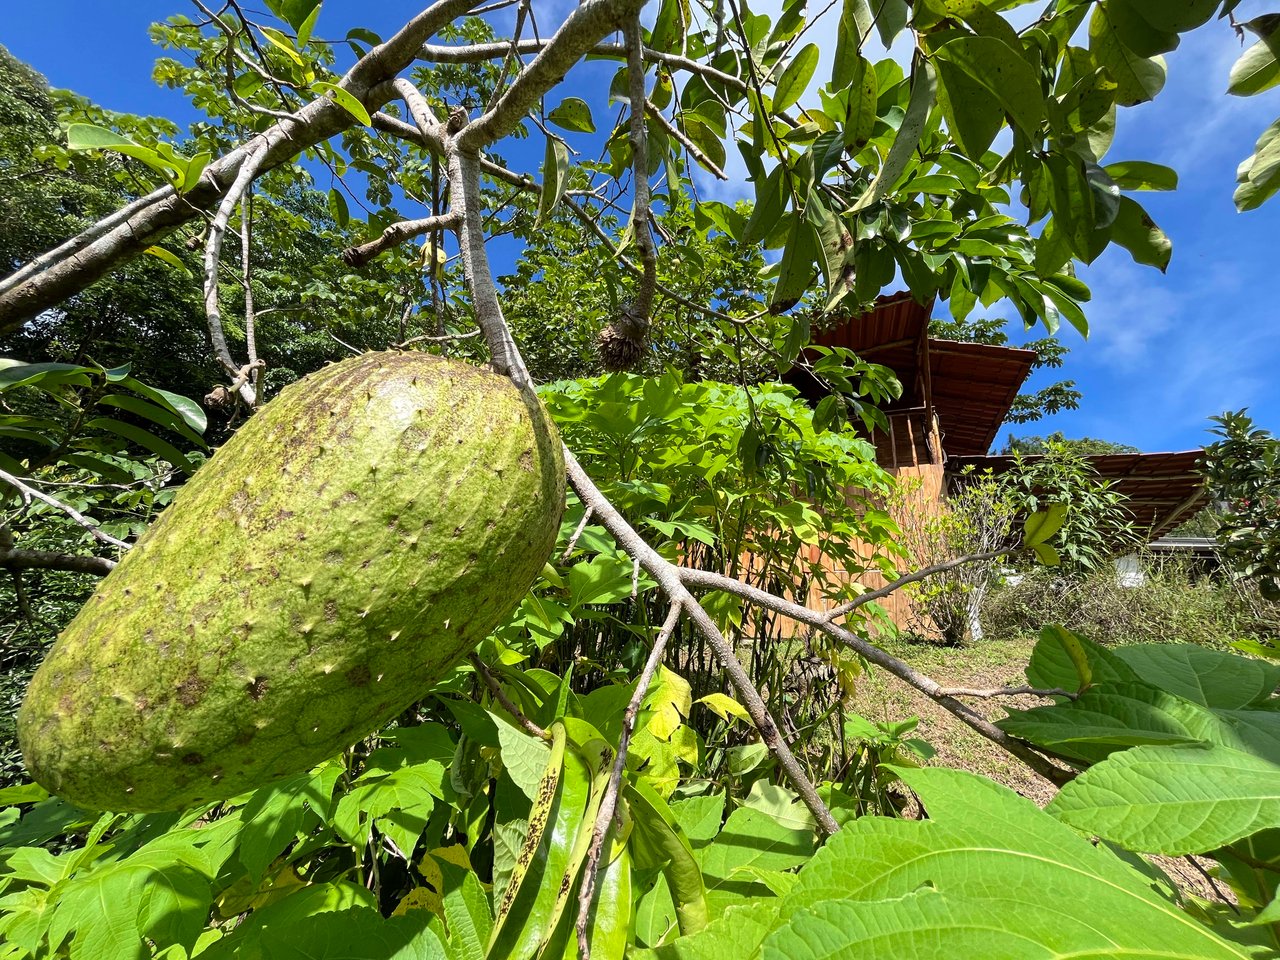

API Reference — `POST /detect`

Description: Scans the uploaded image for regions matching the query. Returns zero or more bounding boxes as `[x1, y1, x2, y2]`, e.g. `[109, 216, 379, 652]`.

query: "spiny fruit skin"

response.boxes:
[18, 352, 565, 812]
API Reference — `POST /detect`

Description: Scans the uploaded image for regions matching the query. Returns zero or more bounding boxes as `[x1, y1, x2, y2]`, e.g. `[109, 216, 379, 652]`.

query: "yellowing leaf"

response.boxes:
[696, 692, 751, 724]
[312, 81, 372, 126]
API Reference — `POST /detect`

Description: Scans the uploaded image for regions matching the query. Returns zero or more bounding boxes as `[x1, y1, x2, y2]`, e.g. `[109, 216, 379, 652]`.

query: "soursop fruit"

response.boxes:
[18, 352, 565, 812]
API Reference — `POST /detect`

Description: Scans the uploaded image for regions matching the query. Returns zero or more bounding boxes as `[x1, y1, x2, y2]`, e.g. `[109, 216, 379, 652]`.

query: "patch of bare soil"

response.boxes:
[852, 638, 1057, 806]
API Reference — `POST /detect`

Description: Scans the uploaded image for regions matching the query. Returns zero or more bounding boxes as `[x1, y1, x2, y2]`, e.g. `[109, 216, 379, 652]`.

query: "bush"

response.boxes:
[981, 554, 1280, 650]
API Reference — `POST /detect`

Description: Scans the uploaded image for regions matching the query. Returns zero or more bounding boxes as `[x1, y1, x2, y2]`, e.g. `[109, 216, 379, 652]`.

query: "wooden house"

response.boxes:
[785, 293, 1210, 634]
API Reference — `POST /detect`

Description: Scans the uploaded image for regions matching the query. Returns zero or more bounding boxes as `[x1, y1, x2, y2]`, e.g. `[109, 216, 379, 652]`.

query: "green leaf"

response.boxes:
[143, 246, 191, 277]
[1032, 541, 1061, 566]
[332, 761, 444, 852]
[537, 134, 571, 225]
[1103, 160, 1178, 190]
[999, 681, 1237, 762]
[259, 25, 306, 66]
[1090, 7, 1167, 106]
[1050, 743, 1280, 856]
[851, 60, 937, 213]
[934, 36, 1045, 143]
[547, 97, 595, 134]
[312, 81, 372, 126]
[441, 870, 491, 960]
[83, 417, 197, 473]
[96, 393, 207, 448]
[936, 57, 1001, 158]
[327, 187, 350, 228]
[743, 165, 788, 245]
[841, 54, 878, 150]
[774, 43, 819, 112]
[182, 152, 211, 192]
[219, 907, 443, 959]
[0, 782, 48, 806]
[768, 766, 1251, 958]
[65, 123, 186, 182]
[1126, 0, 1219, 33]
[699, 806, 814, 882]
[1235, 117, 1280, 211]
[1030, 626, 1154, 696]
[1113, 643, 1280, 710]
[239, 764, 340, 880]
[1110, 195, 1172, 271]
[770, 215, 817, 313]
[1229, 28, 1280, 96]
[120, 377, 207, 435]
[1023, 503, 1067, 545]
[198, 882, 377, 959]
[628, 779, 709, 937]
[265, 0, 321, 33]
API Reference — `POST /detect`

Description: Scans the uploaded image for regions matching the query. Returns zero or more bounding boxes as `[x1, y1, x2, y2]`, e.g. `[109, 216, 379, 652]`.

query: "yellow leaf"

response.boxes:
[392, 886, 442, 918]
[696, 692, 751, 724]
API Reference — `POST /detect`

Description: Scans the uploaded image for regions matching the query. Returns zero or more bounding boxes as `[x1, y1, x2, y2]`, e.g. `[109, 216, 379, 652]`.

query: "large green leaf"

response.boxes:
[773, 43, 818, 112]
[851, 60, 937, 213]
[1127, 0, 1219, 33]
[936, 57, 1003, 158]
[1236, 117, 1280, 211]
[1228, 26, 1280, 97]
[998, 681, 1279, 764]
[764, 767, 1249, 958]
[547, 97, 596, 134]
[536, 134, 571, 225]
[1090, 8, 1167, 106]
[1050, 743, 1280, 856]
[698, 806, 814, 886]
[933, 36, 1045, 143]
[1024, 625, 1140, 692]
[1113, 644, 1280, 710]
[1109, 195, 1172, 271]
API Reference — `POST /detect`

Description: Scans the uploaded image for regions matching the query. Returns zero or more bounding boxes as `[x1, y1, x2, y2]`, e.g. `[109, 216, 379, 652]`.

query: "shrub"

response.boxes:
[981, 553, 1280, 650]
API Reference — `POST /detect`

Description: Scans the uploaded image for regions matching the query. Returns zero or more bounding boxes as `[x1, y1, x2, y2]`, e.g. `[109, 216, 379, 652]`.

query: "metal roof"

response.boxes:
[947, 451, 1209, 539]
[803, 292, 1036, 457]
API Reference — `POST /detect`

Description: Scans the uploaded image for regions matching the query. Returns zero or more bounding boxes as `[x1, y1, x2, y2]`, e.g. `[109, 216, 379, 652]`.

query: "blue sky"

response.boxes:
[4, 1, 1279, 454]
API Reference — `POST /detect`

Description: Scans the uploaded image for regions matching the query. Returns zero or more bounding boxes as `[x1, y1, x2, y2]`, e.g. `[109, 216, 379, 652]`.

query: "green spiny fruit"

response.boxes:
[18, 352, 565, 812]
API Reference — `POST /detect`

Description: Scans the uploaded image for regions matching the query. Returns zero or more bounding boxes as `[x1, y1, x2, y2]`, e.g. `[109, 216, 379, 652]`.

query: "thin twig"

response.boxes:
[395, 328, 483, 348]
[0, 469, 130, 550]
[821, 549, 1013, 622]
[204, 141, 268, 387]
[470, 654, 550, 740]
[676, 565, 1077, 786]
[645, 101, 728, 180]
[576, 601, 682, 960]
[935, 684, 1078, 700]
[240, 192, 260, 404]
[561, 506, 595, 561]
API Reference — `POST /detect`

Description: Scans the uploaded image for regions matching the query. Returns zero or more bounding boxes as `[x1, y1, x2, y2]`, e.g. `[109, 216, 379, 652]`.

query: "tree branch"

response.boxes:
[822, 548, 1013, 622]
[0, 545, 116, 576]
[676, 566, 1077, 786]
[471, 654, 550, 740]
[624, 19, 657, 327]
[646, 101, 728, 180]
[457, 0, 647, 151]
[0, 469, 130, 550]
[0, 0, 481, 334]
[446, 148, 530, 385]
[341, 212, 460, 267]
[566, 449, 841, 835]
[576, 600, 682, 960]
